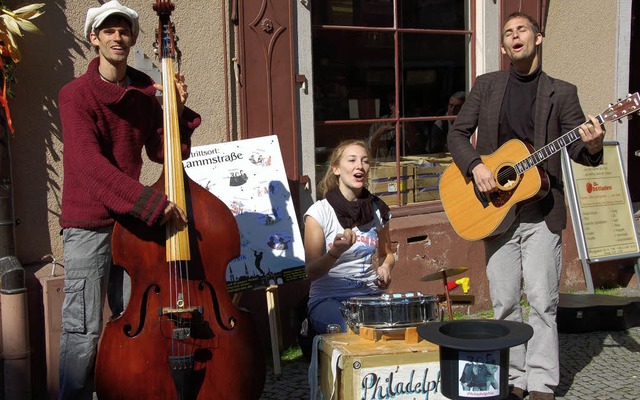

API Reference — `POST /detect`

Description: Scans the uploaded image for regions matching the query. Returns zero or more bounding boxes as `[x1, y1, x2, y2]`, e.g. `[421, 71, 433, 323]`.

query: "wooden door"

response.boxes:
[236, 0, 300, 185]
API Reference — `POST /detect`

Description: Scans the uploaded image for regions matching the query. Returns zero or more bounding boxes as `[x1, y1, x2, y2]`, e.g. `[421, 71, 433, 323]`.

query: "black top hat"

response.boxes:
[417, 320, 533, 351]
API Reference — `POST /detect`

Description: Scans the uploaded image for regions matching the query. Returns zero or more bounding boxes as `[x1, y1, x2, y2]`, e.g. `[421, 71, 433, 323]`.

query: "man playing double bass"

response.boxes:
[57, 1, 200, 398]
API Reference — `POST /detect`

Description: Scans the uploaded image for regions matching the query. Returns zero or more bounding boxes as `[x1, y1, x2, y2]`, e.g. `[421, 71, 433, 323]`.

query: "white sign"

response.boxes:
[357, 361, 444, 399]
[183, 136, 305, 293]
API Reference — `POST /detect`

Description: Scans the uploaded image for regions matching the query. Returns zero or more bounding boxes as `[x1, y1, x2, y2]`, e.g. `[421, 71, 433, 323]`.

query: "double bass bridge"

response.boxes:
[159, 304, 204, 340]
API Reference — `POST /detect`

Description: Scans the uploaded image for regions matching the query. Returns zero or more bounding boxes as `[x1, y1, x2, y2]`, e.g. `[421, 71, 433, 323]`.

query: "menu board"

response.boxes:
[564, 143, 639, 261]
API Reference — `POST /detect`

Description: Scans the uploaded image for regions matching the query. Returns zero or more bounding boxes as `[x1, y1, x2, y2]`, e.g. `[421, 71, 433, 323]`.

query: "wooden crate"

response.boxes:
[368, 163, 415, 206]
[375, 190, 414, 207]
[369, 163, 414, 182]
[415, 188, 441, 202]
[413, 161, 451, 203]
[317, 332, 443, 399]
[369, 177, 414, 195]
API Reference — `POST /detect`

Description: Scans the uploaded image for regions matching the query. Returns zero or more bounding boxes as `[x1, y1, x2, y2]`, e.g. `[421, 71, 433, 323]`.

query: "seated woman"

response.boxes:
[304, 139, 396, 333]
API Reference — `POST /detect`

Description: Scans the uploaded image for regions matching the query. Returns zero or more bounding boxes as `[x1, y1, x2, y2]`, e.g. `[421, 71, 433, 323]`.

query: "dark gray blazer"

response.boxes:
[447, 70, 600, 233]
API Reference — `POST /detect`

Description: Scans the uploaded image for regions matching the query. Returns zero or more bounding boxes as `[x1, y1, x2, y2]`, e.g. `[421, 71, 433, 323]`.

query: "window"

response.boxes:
[312, 0, 474, 208]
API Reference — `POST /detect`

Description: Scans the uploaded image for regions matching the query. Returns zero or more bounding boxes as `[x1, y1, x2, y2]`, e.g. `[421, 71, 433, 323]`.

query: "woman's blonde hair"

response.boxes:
[317, 139, 370, 197]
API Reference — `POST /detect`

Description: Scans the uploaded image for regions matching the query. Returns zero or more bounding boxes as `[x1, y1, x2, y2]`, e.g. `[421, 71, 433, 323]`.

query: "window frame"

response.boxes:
[310, 0, 477, 214]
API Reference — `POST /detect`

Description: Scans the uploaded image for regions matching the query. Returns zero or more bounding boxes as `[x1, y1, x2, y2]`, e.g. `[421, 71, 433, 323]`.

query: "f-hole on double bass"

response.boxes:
[94, 1, 265, 398]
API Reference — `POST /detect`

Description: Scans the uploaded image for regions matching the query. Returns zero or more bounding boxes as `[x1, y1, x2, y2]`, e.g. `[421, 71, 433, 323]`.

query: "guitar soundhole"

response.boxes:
[489, 165, 519, 207]
[496, 166, 518, 189]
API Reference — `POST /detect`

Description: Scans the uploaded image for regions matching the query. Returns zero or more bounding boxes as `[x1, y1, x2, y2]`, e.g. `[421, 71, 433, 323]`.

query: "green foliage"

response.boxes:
[280, 346, 303, 362]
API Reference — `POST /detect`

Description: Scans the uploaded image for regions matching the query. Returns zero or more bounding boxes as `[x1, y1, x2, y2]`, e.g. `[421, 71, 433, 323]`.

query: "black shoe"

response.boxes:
[507, 387, 526, 400]
[529, 391, 555, 400]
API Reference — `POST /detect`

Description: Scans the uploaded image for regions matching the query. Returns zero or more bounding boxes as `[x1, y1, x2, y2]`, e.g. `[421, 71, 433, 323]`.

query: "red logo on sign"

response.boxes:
[586, 182, 593, 193]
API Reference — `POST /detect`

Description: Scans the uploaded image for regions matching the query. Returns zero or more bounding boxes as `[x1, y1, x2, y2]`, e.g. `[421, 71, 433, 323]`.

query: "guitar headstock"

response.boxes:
[601, 92, 640, 124]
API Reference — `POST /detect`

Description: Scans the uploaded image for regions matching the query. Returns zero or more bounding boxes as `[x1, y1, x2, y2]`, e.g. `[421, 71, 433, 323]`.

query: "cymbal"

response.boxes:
[420, 266, 469, 282]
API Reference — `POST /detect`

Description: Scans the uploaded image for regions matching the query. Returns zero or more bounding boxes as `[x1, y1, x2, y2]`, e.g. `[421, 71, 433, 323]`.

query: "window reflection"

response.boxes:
[312, 0, 394, 27]
[313, 30, 394, 121]
[400, 0, 467, 30]
[401, 33, 467, 118]
[311, 1, 472, 206]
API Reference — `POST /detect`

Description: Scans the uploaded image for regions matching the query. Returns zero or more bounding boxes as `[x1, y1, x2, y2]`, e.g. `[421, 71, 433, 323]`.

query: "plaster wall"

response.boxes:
[543, 1, 618, 135]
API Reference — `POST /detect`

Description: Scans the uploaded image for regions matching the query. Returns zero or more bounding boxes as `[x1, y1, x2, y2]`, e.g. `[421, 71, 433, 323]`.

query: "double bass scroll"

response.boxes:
[94, 1, 266, 399]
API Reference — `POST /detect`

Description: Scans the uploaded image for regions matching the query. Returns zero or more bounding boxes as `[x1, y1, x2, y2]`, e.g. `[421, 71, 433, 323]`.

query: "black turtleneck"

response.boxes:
[498, 65, 542, 147]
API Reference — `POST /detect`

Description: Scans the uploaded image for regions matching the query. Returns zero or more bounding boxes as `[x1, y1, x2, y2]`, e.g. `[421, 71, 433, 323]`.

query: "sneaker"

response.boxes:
[507, 387, 526, 400]
[529, 391, 555, 400]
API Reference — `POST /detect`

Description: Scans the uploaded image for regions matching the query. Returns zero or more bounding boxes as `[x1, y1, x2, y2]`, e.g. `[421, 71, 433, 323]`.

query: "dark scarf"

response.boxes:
[325, 187, 390, 228]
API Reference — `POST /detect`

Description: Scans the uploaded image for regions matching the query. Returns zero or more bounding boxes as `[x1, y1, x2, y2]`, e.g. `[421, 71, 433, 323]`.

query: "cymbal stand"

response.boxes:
[441, 271, 454, 321]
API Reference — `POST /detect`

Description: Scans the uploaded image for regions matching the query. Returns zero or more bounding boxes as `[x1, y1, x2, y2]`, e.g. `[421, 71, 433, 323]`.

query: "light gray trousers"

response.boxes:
[58, 227, 130, 400]
[484, 205, 562, 394]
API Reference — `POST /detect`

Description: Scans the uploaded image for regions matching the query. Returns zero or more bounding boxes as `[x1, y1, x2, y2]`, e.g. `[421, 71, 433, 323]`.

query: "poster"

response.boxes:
[183, 136, 305, 293]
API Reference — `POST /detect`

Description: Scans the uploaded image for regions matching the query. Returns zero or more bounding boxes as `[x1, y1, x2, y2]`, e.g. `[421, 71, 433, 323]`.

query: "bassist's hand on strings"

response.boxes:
[160, 200, 188, 228]
[471, 163, 497, 193]
[154, 72, 189, 116]
[579, 114, 605, 155]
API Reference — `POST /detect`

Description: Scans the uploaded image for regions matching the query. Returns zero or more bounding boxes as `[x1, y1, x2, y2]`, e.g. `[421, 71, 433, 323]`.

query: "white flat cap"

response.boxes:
[84, 0, 139, 42]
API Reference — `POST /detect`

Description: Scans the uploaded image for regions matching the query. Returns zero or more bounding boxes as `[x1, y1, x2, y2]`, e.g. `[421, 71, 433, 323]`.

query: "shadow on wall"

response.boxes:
[10, 0, 89, 263]
[9, 2, 90, 399]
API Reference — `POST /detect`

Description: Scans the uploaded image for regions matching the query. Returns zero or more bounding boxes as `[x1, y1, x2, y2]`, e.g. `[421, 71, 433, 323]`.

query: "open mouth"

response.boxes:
[512, 42, 524, 51]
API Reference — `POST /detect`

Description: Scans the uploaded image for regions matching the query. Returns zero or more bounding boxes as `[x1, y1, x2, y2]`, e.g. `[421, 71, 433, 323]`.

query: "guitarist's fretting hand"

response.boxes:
[579, 114, 606, 155]
[471, 163, 497, 193]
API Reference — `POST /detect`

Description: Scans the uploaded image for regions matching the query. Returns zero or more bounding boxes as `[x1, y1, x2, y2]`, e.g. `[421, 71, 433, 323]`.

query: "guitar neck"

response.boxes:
[513, 114, 604, 174]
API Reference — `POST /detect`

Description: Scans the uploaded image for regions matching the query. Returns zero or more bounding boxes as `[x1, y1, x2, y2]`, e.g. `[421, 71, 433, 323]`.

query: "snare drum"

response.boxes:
[341, 292, 438, 333]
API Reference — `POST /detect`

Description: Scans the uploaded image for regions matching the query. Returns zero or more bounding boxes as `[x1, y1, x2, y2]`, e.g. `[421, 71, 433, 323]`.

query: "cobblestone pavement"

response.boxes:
[557, 327, 640, 400]
[260, 326, 640, 399]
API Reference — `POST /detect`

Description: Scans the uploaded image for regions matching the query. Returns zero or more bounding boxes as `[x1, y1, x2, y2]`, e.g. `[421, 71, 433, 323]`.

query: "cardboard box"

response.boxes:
[318, 332, 444, 399]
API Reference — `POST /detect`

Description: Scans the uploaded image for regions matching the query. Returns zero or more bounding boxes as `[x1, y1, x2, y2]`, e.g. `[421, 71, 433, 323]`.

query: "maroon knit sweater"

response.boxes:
[58, 57, 201, 229]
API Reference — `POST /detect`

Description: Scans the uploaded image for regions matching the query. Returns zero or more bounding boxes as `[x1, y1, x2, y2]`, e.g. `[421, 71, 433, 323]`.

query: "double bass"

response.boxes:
[95, 1, 265, 398]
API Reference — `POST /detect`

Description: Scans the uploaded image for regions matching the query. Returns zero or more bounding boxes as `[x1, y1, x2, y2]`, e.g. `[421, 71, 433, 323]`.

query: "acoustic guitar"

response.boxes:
[440, 92, 640, 241]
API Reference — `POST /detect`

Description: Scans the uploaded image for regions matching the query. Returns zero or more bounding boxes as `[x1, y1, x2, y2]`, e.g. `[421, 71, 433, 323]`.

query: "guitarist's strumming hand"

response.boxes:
[579, 115, 606, 155]
[471, 163, 497, 193]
